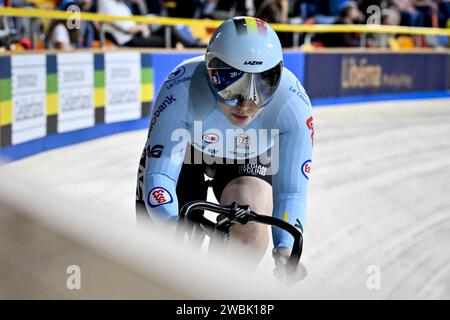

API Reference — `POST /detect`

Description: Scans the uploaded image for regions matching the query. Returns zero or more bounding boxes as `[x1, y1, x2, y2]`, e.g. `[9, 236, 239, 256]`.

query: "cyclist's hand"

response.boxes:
[272, 247, 307, 285]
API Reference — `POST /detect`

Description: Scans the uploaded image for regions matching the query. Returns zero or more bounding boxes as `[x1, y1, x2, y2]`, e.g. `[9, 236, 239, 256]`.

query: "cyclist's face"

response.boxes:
[218, 99, 261, 127]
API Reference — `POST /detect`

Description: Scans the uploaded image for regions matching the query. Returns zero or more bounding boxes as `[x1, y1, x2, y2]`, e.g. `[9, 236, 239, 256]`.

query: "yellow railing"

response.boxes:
[1, 7, 450, 36]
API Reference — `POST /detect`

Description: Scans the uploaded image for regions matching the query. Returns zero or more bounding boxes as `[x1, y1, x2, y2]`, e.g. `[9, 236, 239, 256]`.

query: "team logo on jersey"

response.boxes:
[149, 95, 177, 132]
[147, 187, 173, 208]
[289, 80, 311, 106]
[202, 133, 219, 144]
[166, 66, 185, 82]
[146, 144, 164, 158]
[235, 133, 251, 149]
[238, 163, 268, 176]
[301, 160, 312, 180]
[306, 116, 314, 146]
[165, 66, 192, 90]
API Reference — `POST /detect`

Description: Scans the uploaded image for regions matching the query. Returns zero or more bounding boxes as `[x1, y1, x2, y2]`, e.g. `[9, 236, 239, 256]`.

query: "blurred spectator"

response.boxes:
[255, 0, 288, 23]
[367, 6, 402, 47]
[47, 0, 96, 49]
[293, 0, 347, 23]
[97, 0, 165, 47]
[414, 0, 439, 27]
[391, 0, 441, 28]
[211, 0, 247, 19]
[437, 0, 450, 27]
[199, 0, 218, 18]
[145, 0, 164, 15]
[392, 0, 422, 26]
[358, 0, 385, 20]
[3, 0, 449, 50]
[255, 0, 292, 46]
[158, 0, 207, 47]
[382, 6, 402, 25]
[0, 0, 9, 49]
[47, 20, 77, 50]
[165, 0, 199, 18]
[129, 0, 149, 15]
[415, 0, 447, 46]
[7, 0, 34, 49]
[315, 1, 364, 47]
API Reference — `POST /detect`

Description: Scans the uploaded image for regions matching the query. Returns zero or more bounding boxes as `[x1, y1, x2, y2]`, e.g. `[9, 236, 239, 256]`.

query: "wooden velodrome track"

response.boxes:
[1, 97, 449, 299]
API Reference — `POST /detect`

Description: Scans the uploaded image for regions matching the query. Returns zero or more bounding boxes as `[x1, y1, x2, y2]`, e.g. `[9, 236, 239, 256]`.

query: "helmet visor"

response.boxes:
[207, 58, 282, 108]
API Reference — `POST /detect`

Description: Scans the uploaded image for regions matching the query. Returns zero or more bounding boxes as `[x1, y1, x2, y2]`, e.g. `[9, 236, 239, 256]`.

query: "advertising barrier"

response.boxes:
[447, 53, 450, 91]
[57, 53, 95, 133]
[0, 51, 154, 160]
[304, 52, 448, 102]
[0, 50, 448, 161]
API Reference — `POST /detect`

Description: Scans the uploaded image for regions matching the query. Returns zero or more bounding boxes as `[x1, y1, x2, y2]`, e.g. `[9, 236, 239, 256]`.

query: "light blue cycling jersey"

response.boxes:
[143, 55, 313, 249]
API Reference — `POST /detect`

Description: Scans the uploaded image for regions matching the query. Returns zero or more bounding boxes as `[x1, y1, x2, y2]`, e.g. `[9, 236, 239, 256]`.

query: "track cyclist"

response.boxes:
[136, 17, 314, 284]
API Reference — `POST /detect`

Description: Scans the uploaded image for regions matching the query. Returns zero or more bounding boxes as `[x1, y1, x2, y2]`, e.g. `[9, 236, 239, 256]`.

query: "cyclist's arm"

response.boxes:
[143, 83, 191, 221]
[271, 98, 313, 249]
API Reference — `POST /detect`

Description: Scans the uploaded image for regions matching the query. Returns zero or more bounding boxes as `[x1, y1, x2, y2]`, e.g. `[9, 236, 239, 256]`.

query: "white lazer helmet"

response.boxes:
[206, 17, 283, 108]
